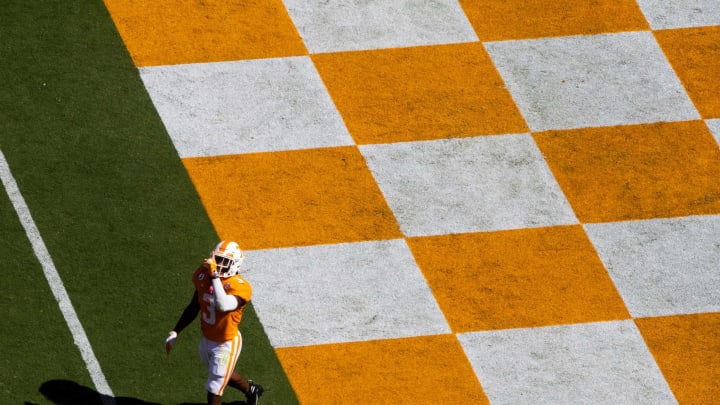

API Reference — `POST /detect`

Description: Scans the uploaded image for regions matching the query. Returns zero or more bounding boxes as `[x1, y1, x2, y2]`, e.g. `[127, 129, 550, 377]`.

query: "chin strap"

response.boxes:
[211, 277, 239, 312]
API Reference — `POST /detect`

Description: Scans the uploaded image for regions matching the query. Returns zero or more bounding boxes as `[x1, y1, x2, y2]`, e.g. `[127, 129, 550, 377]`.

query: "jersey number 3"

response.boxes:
[202, 293, 216, 325]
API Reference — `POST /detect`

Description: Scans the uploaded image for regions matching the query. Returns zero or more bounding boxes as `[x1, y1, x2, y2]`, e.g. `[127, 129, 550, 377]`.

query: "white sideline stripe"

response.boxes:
[0, 150, 116, 405]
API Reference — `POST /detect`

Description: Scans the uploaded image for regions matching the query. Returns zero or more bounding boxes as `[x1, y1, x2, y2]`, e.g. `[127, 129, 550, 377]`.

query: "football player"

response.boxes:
[165, 241, 264, 405]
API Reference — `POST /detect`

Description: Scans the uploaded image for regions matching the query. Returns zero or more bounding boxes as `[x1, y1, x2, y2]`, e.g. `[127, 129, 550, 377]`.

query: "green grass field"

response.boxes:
[0, 1, 297, 404]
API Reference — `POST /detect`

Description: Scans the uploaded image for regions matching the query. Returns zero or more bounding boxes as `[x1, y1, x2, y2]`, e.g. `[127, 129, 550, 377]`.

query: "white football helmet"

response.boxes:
[211, 241, 244, 277]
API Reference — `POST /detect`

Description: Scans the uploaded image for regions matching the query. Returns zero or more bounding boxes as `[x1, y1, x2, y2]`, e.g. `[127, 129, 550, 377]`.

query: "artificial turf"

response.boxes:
[0, 1, 297, 403]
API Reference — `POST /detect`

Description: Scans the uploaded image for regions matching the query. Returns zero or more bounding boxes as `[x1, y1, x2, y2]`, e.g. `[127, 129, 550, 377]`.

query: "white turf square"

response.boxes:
[283, 0, 478, 54]
[244, 240, 450, 348]
[636, 0, 720, 29]
[484, 32, 699, 132]
[360, 135, 577, 237]
[458, 321, 677, 405]
[707, 119, 720, 146]
[139, 57, 353, 158]
[584, 216, 720, 318]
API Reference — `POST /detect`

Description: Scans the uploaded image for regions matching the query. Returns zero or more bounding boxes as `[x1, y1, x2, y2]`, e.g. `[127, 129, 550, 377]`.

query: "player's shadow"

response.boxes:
[30, 379, 250, 405]
[30, 379, 161, 405]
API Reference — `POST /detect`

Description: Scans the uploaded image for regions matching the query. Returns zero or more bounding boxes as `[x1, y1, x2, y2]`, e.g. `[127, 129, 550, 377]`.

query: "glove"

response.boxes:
[204, 257, 219, 278]
[165, 331, 177, 355]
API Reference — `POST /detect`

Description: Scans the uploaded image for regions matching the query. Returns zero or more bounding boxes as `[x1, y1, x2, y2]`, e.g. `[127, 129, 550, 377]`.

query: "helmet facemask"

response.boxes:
[212, 241, 244, 277]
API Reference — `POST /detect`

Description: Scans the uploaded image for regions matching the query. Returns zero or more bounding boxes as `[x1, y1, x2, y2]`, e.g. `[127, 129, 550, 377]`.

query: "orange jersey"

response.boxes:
[192, 266, 252, 342]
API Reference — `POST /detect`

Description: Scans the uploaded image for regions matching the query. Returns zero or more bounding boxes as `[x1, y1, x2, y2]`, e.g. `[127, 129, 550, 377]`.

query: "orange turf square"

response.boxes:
[103, 0, 307, 66]
[182, 147, 402, 250]
[534, 121, 720, 223]
[276, 335, 488, 404]
[311, 42, 528, 144]
[635, 313, 720, 405]
[460, 0, 649, 41]
[408, 226, 630, 332]
[654, 26, 720, 119]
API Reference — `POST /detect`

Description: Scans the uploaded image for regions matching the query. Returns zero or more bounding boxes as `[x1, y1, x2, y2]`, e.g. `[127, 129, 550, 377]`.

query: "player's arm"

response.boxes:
[165, 291, 200, 355]
[205, 257, 247, 312]
[210, 277, 247, 311]
[173, 290, 200, 332]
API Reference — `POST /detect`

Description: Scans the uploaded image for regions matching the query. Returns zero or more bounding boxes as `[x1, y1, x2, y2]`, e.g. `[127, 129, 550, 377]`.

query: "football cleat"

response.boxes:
[211, 241, 244, 277]
[246, 381, 264, 405]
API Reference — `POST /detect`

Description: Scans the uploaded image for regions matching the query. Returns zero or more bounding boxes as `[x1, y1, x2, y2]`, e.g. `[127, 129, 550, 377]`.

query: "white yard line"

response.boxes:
[0, 149, 116, 405]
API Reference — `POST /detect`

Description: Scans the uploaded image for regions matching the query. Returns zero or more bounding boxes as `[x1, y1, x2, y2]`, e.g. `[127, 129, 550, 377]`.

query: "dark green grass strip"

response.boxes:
[0, 190, 97, 405]
[0, 1, 296, 404]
